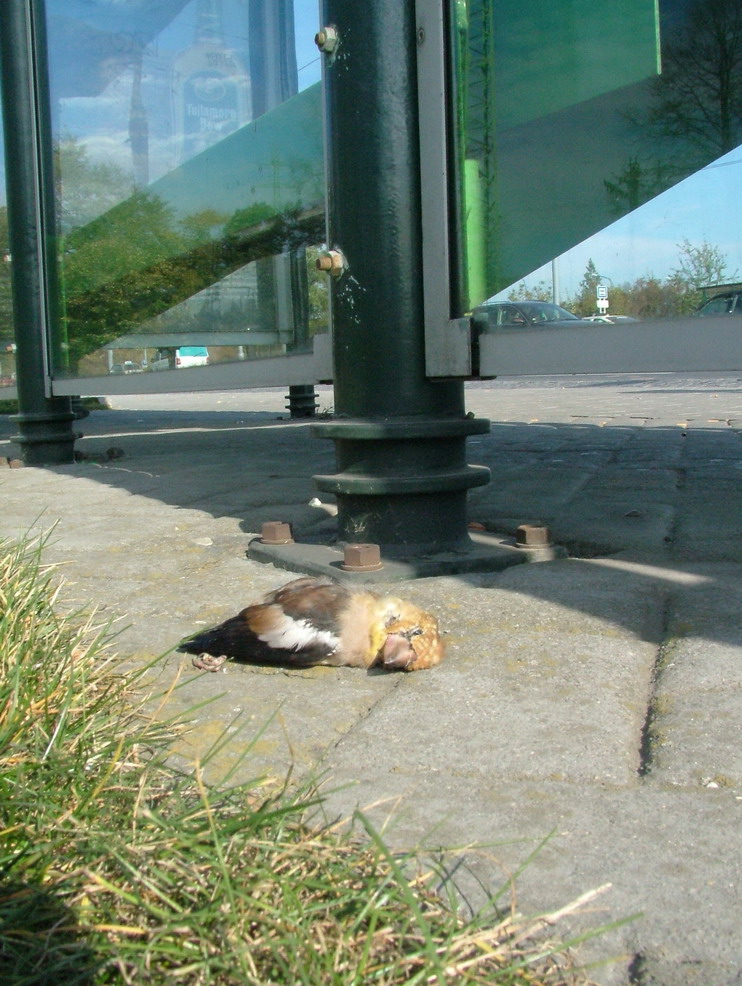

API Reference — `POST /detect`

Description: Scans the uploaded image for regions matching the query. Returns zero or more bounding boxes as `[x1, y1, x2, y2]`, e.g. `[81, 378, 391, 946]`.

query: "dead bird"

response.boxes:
[177, 576, 444, 673]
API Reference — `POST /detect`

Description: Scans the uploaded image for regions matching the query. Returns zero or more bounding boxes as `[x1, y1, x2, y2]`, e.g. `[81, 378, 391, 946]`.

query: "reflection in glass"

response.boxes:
[453, 0, 742, 319]
[0, 112, 15, 391]
[45, 0, 325, 378]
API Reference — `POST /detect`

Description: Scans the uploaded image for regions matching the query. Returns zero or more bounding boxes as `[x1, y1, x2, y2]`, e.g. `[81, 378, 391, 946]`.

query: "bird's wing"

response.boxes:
[263, 577, 355, 634]
[178, 578, 357, 666]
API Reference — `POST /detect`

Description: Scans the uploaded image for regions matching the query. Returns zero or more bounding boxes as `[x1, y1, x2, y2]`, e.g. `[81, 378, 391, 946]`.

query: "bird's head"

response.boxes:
[375, 600, 444, 671]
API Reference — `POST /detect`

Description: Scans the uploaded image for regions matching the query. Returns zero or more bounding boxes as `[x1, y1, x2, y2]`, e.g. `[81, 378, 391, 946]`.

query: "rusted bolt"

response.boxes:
[515, 524, 552, 548]
[341, 543, 383, 572]
[316, 249, 346, 276]
[260, 521, 294, 545]
[315, 26, 338, 54]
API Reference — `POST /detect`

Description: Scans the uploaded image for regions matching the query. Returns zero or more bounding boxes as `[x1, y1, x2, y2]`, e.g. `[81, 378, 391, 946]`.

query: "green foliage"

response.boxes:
[567, 260, 602, 317]
[224, 202, 281, 236]
[507, 280, 552, 303]
[669, 238, 738, 293]
[0, 208, 14, 341]
[305, 246, 330, 333]
[564, 240, 738, 317]
[56, 138, 133, 232]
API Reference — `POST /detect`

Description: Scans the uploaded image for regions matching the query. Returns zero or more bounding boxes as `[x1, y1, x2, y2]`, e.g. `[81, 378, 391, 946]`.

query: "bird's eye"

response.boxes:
[404, 626, 423, 638]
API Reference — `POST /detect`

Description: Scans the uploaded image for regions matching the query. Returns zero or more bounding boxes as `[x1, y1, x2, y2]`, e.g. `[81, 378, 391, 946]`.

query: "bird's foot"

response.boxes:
[191, 653, 227, 672]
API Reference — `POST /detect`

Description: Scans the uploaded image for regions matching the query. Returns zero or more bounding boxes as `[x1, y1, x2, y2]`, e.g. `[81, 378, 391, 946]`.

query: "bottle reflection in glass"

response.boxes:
[172, 0, 251, 163]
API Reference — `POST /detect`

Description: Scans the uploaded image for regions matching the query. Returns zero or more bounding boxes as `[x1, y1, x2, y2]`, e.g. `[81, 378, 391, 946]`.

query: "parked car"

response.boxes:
[696, 291, 742, 316]
[175, 346, 209, 368]
[583, 314, 640, 324]
[109, 360, 142, 374]
[151, 346, 210, 370]
[473, 300, 584, 328]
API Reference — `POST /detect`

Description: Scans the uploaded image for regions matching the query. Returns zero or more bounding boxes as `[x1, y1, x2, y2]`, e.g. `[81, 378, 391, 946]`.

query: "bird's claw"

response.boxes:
[191, 653, 227, 672]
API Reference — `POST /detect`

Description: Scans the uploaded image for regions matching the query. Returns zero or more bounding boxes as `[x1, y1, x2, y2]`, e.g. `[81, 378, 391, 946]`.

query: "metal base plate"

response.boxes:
[247, 532, 567, 583]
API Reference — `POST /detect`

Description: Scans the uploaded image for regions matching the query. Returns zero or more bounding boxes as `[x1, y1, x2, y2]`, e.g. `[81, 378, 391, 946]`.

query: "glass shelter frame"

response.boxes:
[416, 0, 742, 379]
[3, 0, 742, 411]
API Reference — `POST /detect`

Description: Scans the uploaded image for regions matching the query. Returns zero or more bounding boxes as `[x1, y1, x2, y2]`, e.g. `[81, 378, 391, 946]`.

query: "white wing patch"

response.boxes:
[257, 612, 339, 653]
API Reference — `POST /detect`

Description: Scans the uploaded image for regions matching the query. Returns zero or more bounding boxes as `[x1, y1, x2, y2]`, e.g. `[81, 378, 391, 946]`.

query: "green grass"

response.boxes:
[0, 397, 108, 416]
[0, 532, 609, 985]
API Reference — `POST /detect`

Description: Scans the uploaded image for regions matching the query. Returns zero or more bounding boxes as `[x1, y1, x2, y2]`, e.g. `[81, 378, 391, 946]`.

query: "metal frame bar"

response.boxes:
[50, 334, 333, 396]
[478, 317, 742, 375]
[1, 0, 54, 398]
[415, 0, 472, 377]
[0, 0, 76, 463]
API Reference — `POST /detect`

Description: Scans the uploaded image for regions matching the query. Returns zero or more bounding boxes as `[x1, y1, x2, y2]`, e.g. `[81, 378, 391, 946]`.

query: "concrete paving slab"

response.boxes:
[1, 375, 741, 985]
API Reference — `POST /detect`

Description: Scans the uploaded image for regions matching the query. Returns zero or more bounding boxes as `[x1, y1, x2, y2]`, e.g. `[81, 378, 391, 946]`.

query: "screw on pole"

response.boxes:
[315, 26, 339, 54]
[315, 249, 346, 276]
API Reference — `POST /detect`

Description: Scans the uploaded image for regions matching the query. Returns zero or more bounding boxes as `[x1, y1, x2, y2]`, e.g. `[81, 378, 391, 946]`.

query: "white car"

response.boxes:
[151, 346, 210, 370]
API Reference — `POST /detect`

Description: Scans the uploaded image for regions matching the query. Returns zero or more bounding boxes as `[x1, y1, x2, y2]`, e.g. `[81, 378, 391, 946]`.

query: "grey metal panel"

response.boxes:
[416, 0, 471, 378]
[478, 317, 742, 375]
[104, 332, 296, 349]
[50, 349, 329, 396]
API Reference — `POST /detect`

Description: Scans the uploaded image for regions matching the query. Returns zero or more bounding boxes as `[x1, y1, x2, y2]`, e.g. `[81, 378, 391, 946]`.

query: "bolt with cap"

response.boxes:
[315, 26, 338, 54]
[316, 249, 346, 276]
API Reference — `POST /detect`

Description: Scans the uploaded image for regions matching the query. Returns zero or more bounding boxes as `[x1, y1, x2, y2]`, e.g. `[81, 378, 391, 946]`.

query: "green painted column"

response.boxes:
[0, 0, 76, 465]
[312, 0, 490, 555]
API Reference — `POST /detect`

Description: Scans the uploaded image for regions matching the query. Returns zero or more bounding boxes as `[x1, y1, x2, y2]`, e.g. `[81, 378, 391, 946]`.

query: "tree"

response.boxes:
[605, 0, 742, 219]
[568, 259, 603, 316]
[604, 158, 677, 217]
[56, 138, 133, 232]
[506, 279, 552, 303]
[666, 239, 739, 314]
[645, 0, 742, 163]
[669, 239, 737, 290]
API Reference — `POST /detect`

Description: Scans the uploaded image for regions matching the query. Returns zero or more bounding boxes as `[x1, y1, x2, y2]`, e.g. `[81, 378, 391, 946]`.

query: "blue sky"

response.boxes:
[497, 150, 742, 302]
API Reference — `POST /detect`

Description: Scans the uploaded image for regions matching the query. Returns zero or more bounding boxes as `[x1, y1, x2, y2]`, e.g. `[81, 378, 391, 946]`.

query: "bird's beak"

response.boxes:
[379, 632, 417, 671]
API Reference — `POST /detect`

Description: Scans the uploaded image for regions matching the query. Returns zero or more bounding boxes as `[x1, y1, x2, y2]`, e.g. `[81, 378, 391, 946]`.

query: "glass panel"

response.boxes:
[453, 0, 742, 332]
[45, 0, 326, 379]
[0, 106, 16, 392]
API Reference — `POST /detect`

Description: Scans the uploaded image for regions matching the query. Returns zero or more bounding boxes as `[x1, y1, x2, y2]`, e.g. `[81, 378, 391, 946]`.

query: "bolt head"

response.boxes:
[260, 521, 294, 545]
[515, 524, 552, 548]
[315, 249, 346, 275]
[315, 26, 338, 54]
[341, 543, 383, 572]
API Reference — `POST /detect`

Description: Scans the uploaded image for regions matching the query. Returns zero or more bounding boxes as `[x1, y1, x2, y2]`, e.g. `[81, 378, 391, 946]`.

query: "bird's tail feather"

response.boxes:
[177, 615, 326, 667]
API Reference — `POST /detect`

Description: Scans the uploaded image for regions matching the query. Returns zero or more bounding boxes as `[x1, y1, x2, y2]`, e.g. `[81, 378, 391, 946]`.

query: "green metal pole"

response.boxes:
[312, 0, 489, 555]
[0, 0, 76, 465]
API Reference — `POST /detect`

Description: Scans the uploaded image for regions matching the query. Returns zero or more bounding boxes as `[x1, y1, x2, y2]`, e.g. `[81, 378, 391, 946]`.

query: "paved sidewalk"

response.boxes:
[1, 374, 741, 985]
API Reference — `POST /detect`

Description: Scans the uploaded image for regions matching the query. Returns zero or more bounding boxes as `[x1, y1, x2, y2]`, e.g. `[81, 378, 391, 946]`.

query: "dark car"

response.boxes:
[696, 291, 742, 316]
[473, 300, 584, 328]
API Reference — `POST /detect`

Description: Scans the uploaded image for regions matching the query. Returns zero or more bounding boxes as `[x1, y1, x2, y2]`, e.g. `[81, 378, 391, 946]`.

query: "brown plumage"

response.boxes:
[177, 576, 444, 672]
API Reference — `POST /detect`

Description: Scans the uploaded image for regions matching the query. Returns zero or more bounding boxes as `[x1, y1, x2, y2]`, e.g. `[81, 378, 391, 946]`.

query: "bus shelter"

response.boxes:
[1, 0, 741, 571]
